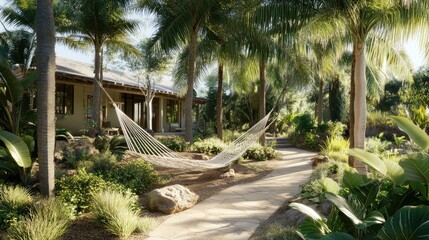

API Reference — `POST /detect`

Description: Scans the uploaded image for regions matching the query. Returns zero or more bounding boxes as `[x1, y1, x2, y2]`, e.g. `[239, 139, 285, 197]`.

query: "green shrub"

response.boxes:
[91, 189, 155, 238]
[157, 136, 188, 152]
[326, 121, 346, 138]
[367, 111, 394, 127]
[94, 135, 128, 160]
[62, 140, 95, 168]
[0, 185, 32, 229]
[193, 137, 226, 155]
[7, 199, 71, 240]
[365, 134, 392, 156]
[292, 113, 315, 136]
[87, 151, 118, 174]
[103, 159, 160, 195]
[243, 144, 277, 161]
[260, 224, 300, 240]
[311, 161, 345, 182]
[56, 170, 131, 215]
[302, 131, 319, 151]
[320, 137, 349, 162]
[223, 130, 242, 143]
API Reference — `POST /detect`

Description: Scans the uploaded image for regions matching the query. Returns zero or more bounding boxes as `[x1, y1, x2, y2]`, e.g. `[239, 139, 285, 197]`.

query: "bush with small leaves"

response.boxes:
[91, 189, 156, 238]
[193, 138, 226, 155]
[103, 159, 160, 195]
[56, 170, 131, 215]
[243, 144, 277, 161]
[157, 136, 188, 152]
[7, 199, 71, 240]
[0, 185, 32, 229]
[260, 225, 300, 240]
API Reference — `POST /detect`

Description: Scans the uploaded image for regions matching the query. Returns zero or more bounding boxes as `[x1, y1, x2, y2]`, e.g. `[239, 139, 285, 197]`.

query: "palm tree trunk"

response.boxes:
[259, 59, 266, 146]
[216, 62, 223, 140]
[317, 78, 324, 125]
[91, 44, 102, 137]
[351, 40, 367, 173]
[36, 0, 56, 197]
[184, 31, 198, 143]
[329, 76, 341, 122]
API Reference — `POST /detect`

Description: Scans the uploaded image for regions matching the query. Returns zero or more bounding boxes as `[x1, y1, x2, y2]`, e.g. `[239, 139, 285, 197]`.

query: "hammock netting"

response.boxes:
[99, 81, 273, 169]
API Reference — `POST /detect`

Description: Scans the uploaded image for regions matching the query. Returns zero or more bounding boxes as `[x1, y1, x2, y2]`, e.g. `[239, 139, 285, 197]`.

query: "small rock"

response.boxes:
[220, 168, 235, 178]
[311, 155, 329, 167]
[319, 201, 332, 216]
[147, 184, 199, 214]
[193, 154, 209, 160]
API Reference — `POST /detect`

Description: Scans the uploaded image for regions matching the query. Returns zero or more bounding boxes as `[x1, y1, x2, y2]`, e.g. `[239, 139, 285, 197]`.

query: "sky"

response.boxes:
[0, 1, 427, 71]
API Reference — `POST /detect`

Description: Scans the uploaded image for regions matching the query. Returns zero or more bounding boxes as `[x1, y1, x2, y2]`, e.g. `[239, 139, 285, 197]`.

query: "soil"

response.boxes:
[61, 152, 277, 240]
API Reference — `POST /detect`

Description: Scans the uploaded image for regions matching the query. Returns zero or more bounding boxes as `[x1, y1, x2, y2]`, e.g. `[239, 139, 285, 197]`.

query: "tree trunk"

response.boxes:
[146, 98, 153, 130]
[36, 0, 56, 197]
[91, 44, 102, 137]
[350, 39, 367, 173]
[259, 59, 266, 146]
[216, 62, 223, 140]
[317, 78, 324, 125]
[184, 31, 198, 143]
[329, 76, 342, 122]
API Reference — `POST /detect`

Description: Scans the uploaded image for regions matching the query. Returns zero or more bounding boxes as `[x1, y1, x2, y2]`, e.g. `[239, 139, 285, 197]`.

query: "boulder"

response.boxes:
[147, 184, 199, 214]
[311, 155, 329, 167]
[193, 154, 209, 160]
[220, 168, 235, 178]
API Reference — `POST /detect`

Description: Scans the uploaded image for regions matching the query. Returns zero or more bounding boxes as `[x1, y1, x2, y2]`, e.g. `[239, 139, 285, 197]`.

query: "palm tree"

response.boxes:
[59, 0, 137, 136]
[257, 0, 428, 171]
[35, 0, 55, 197]
[140, 0, 240, 143]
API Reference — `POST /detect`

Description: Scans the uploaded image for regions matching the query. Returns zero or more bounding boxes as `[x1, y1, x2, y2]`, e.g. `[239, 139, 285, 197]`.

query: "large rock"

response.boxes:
[147, 184, 199, 214]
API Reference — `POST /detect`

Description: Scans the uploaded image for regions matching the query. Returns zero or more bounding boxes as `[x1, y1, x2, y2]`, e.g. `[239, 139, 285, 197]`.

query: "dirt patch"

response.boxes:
[61, 153, 277, 240]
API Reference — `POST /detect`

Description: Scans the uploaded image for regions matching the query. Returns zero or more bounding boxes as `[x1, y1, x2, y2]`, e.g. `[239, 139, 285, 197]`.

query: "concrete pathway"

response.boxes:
[147, 148, 316, 240]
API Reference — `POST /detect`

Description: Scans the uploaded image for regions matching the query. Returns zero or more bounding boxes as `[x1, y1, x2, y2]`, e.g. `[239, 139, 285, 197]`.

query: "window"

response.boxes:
[166, 99, 180, 123]
[55, 84, 74, 114]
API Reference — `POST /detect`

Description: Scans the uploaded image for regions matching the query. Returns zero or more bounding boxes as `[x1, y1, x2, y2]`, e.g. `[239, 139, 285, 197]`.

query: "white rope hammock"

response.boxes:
[99, 82, 273, 169]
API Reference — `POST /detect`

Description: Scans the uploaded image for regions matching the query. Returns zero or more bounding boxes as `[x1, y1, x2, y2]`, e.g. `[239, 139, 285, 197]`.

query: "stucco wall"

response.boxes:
[56, 84, 122, 135]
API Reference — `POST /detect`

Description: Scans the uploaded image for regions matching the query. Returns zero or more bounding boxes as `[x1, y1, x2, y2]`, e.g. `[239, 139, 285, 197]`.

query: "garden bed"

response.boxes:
[60, 153, 276, 240]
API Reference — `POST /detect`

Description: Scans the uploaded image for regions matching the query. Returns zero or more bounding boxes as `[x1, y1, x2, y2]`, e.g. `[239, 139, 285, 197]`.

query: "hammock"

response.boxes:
[100, 82, 273, 169]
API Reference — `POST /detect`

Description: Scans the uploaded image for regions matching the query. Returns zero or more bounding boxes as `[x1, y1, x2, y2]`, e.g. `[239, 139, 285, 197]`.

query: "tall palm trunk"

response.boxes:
[184, 31, 198, 143]
[36, 0, 56, 197]
[216, 62, 223, 140]
[329, 76, 341, 122]
[317, 78, 324, 124]
[351, 38, 367, 173]
[91, 44, 102, 137]
[259, 59, 266, 146]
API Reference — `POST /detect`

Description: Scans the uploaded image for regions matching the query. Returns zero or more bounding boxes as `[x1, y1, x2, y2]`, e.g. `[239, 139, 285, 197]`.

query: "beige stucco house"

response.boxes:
[54, 57, 205, 135]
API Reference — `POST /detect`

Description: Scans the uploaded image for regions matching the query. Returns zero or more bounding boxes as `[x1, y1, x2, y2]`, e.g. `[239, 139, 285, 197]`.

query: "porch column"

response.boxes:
[159, 97, 164, 132]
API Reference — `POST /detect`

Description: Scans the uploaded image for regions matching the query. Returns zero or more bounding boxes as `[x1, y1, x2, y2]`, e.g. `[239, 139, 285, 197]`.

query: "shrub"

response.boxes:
[7, 199, 71, 240]
[87, 151, 118, 174]
[326, 121, 346, 138]
[302, 131, 319, 151]
[62, 139, 97, 168]
[320, 137, 349, 162]
[157, 136, 188, 152]
[223, 130, 242, 143]
[103, 159, 160, 195]
[292, 113, 315, 136]
[193, 137, 226, 155]
[91, 189, 155, 238]
[311, 161, 345, 182]
[56, 170, 131, 215]
[0, 185, 32, 229]
[243, 144, 277, 161]
[94, 135, 128, 159]
[260, 225, 300, 240]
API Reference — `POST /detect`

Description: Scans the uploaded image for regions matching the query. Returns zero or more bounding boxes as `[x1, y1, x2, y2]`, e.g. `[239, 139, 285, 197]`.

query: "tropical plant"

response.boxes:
[59, 0, 138, 136]
[291, 116, 429, 239]
[0, 130, 33, 184]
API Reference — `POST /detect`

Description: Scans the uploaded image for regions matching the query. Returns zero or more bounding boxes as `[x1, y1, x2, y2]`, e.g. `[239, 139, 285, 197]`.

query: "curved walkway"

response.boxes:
[147, 148, 316, 240]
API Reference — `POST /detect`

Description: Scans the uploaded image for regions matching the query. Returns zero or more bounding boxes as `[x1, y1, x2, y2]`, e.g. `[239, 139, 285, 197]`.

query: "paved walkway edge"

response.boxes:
[147, 148, 316, 240]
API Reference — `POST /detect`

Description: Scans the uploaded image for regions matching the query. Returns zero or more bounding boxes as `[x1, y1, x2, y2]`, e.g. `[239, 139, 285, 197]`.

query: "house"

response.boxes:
[54, 57, 205, 135]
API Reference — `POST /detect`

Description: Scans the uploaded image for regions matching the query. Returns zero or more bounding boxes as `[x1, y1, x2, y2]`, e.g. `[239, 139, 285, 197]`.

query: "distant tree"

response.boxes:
[60, 0, 137, 136]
